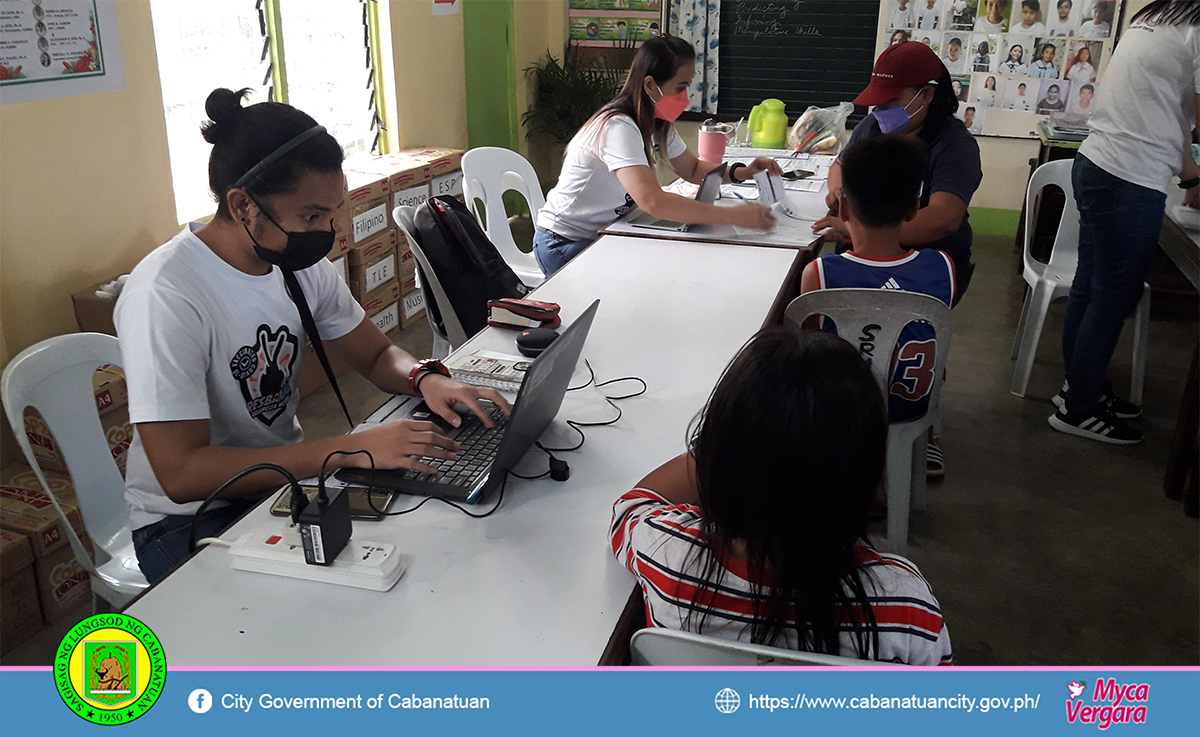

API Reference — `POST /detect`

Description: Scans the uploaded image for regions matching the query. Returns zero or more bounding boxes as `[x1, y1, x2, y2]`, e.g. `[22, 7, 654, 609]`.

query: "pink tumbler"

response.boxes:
[698, 119, 736, 163]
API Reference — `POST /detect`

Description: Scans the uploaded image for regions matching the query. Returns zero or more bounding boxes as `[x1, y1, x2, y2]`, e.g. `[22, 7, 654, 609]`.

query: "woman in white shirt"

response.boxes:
[998, 42, 1028, 74]
[1052, 0, 1200, 444]
[974, 75, 1000, 105]
[535, 36, 778, 275]
[1064, 44, 1097, 82]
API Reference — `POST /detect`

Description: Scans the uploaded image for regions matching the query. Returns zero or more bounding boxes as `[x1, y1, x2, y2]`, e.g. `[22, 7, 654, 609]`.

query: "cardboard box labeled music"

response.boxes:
[0, 530, 42, 654]
[400, 288, 426, 329]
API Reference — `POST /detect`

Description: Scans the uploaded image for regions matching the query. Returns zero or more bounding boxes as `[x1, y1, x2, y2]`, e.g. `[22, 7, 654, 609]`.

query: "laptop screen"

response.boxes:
[490, 300, 600, 474]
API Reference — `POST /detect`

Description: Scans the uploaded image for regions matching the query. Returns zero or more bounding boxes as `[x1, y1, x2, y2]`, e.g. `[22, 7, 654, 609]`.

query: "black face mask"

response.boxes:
[244, 197, 334, 271]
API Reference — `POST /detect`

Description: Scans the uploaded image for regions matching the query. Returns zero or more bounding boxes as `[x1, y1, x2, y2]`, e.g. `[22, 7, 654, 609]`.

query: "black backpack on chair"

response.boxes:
[412, 195, 529, 338]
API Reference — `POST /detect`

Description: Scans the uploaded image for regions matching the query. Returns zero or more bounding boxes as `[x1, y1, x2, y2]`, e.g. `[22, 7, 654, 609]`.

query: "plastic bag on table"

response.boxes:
[787, 102, 853, 156]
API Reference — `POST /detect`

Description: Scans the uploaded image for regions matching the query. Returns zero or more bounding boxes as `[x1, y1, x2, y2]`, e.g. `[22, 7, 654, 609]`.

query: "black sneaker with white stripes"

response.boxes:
[1053, 381, 1142, 419]
[1048, 407, 1143, 445]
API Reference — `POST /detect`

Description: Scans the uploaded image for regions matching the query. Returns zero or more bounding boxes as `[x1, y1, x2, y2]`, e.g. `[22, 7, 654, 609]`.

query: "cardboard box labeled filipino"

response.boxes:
[0, 530, 42, 654]
[335, 168, 390, 246]
[22, 365, 132, 477]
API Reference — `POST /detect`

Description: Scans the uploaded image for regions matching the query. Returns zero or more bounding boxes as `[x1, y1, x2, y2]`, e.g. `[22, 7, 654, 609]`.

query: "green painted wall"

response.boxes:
[969, 207, 1021, 238]
[463, 0, 519, 151]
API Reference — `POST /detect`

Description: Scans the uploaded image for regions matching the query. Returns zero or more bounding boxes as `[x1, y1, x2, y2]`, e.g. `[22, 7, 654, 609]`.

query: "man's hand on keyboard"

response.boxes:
[420, 374, 512, 429]
[344, 421, 461, 474]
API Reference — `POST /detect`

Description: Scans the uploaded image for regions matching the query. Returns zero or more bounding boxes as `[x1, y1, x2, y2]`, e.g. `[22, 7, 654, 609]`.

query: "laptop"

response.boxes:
[336, 300, 601, 504]
[627, 163, 727, 232]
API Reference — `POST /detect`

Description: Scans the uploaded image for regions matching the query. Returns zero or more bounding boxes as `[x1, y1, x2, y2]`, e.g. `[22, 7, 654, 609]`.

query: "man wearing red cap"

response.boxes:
[813, 41, 982, 302]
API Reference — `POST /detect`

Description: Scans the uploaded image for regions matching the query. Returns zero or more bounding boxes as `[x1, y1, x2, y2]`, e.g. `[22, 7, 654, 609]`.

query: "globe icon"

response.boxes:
[714, 688, 740, 714]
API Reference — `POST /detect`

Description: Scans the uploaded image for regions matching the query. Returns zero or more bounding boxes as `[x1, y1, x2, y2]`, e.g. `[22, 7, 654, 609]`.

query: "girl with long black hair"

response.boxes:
[610, 329, 952, 663]
[534, 35, 780, 276]
[116, 89, 508, 583]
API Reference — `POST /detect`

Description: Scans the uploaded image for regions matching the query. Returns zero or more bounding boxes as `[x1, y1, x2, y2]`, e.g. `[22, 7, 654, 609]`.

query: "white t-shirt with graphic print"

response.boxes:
[115, 223, 364, 529]
[536, 114, 688, 241]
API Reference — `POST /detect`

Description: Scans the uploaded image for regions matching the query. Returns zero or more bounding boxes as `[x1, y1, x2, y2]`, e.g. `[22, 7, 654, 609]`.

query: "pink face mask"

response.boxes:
[652, 82, 690, 122]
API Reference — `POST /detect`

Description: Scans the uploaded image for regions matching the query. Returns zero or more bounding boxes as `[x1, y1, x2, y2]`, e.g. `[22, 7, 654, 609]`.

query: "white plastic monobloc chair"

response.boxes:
[1010, 159, 1149, 401]
[2, 333, 149, 609]
[630, 628, 893, 666]
[394, 204, 469, 357]
[785, 289, 953, 556]
[460, 146, 546, 287]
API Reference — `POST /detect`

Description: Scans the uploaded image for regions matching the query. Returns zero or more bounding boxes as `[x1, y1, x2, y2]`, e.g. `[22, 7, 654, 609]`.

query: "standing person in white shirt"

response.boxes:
[1048, 0, 1077, 35]
[919, 0, 943, 28]
[1064, 44, 1097, 82]
[999, 42, 1029, 73]
[975, 0, 1008, 31]
[116, 89, 510, 583]
[1051, 0, 1200, 444]
[534, 35, 778, 275]
[942, 36, 969, 72]
[1014, 0, 1048, 33]
[1079, 0, 1112, 37]
[890, 0, 919, 30]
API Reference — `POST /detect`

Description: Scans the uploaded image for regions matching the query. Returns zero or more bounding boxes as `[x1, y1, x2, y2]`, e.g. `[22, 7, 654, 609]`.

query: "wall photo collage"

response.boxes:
[877, 0, 1119, 136]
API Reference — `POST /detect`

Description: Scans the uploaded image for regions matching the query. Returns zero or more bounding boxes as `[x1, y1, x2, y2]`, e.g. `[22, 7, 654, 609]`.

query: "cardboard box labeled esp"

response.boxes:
[0, 530, 42, 654]
[432, 170, 464, 199]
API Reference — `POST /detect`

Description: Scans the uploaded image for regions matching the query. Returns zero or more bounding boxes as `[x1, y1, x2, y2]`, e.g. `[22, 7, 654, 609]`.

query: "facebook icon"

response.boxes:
[188, 689, 213, 714]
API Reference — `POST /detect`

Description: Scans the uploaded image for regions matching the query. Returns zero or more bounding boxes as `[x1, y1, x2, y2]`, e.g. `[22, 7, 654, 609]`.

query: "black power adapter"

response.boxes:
[296, 486, 352, 566]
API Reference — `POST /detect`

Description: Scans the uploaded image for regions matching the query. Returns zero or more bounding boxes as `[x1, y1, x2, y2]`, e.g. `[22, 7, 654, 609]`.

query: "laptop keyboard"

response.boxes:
[404, 408, 508, 488]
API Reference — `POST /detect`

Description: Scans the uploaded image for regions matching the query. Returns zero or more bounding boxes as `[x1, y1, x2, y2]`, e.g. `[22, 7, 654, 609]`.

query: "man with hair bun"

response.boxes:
[115, 88, 509, 583]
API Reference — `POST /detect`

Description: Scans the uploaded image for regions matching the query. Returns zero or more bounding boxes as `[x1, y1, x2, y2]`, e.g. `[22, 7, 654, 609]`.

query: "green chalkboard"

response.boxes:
[718, 0, 878, 119]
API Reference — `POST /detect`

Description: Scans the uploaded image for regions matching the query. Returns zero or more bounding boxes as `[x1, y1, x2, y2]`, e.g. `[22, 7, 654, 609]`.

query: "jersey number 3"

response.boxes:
[890, 339, 937, 401]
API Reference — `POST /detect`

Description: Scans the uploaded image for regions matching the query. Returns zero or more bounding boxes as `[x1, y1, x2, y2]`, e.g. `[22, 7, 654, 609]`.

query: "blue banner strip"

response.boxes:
[3, 668, 1197, 735]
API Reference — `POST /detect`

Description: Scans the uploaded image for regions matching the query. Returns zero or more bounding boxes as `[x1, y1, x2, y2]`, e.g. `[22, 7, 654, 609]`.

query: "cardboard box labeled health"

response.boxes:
[367, 298, 400, 338]
[359, 281, 401, 318]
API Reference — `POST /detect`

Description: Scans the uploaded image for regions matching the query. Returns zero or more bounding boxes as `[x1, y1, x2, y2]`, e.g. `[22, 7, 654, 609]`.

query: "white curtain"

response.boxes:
[668, 0, 719, 113]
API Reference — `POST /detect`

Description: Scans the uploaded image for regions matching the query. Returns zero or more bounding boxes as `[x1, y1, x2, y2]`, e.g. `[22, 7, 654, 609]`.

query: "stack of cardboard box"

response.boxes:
[21, 364, 133, 478]
[0, 466, 94, 650]
[340, 146, 464, 337]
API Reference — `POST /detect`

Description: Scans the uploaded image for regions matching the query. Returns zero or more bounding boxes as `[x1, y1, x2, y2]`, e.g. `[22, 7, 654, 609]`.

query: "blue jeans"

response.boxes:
[1061, 155, 1166, 414]
[133, 502, 251, 584]
[533, 227, 593, 276]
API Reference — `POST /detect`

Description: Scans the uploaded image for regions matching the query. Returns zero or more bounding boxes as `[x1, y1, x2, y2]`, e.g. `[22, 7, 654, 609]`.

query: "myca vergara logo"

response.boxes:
[54, 613, 166, 725]
[1065, 678, 1149, 730]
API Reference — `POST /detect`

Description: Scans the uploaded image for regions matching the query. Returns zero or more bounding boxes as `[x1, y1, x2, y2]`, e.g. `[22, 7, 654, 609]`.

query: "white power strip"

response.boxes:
[227, 528, 406, 591]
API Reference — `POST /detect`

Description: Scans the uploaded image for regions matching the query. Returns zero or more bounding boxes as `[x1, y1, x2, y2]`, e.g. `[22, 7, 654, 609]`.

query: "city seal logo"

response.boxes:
[54, 613, 166, 725]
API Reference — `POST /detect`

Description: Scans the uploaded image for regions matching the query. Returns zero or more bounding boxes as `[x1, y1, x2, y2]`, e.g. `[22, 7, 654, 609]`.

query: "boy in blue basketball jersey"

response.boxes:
[801, 134, 956, 473]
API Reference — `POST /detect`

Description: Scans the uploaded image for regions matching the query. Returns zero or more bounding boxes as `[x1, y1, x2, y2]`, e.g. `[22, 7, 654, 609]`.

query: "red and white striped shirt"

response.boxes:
[610, 488, 953, 665]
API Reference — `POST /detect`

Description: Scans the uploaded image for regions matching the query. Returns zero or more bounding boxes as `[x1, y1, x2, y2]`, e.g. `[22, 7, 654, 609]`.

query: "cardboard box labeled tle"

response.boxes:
[0, 530, 42, 654]
[359, 282, 401, 318]
[348, 230, 399, 302]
